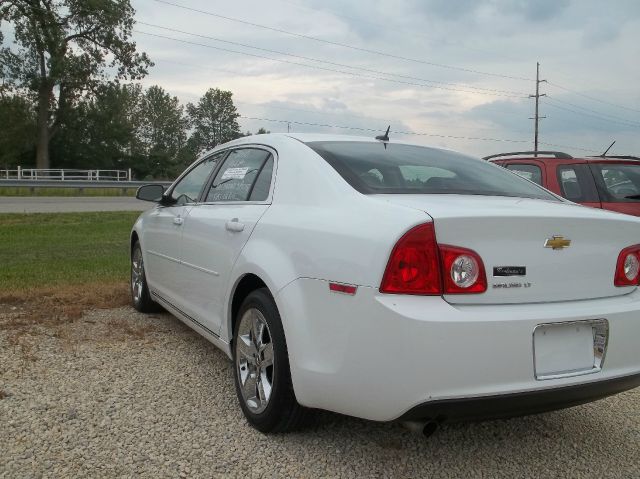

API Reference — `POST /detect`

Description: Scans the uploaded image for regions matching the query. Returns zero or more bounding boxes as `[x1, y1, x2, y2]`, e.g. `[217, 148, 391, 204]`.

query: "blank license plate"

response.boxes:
[533, 320, 608, 380]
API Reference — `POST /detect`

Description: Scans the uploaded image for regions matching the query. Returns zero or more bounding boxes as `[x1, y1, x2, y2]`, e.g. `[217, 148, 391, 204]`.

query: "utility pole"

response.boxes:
[287, 121, 291, 133]
[529, 62, 547, 156]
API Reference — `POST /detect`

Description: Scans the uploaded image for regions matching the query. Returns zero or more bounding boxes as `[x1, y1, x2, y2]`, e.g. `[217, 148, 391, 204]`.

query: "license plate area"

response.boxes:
[533, 319, 608, 381]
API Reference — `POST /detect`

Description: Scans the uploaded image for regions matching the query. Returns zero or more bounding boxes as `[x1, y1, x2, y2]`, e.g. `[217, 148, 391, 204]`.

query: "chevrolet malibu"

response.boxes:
[131, 133, 640, 434]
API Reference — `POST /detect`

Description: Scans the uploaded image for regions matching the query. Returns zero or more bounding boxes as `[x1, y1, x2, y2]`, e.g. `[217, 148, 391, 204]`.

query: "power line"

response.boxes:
[137, 21, 528, 97]
[136, 22, 527, 97]
[149, 0, 534, 82]
[545, 96, 640, 126]
[279, 0, 521, 63]
[238, 101, 528, 135]
[146, 57, 533, 137]
[134, 30, 527, 98]
[539, 141, 601, 154]
[239, 115, 532, 144]
[543, 101, 640, 129]
[240, 115, 605, 154]
[547, 81, 640, 114]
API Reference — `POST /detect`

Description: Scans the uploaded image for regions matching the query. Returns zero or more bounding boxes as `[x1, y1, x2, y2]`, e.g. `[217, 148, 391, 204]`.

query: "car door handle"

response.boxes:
[225, 219, 245, 232]
[173, 217, 184, 226]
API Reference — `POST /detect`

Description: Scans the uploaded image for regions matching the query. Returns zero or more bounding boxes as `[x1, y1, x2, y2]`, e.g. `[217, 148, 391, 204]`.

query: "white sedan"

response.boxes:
[131, 133, 640, 434]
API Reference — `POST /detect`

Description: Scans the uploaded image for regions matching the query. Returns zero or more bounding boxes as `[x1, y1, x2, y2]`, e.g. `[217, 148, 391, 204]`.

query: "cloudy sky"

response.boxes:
[77, 0, 640, 156]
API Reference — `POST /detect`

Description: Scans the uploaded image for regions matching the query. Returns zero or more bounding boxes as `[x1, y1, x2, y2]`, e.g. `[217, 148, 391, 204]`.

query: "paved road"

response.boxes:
[0, 196, 151, 213]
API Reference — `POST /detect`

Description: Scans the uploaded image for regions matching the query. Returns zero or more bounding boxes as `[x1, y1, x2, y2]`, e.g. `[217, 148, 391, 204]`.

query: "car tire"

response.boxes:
[131, 241, 161, 313]
[233, 288, 311, 433]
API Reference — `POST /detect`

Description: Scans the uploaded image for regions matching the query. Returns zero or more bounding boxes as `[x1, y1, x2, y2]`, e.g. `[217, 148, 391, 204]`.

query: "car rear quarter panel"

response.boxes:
[221, 138, 428, 340]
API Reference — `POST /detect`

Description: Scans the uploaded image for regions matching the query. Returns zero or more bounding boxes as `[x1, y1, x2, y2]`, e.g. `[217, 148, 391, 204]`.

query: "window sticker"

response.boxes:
[221, 167, 249, 180]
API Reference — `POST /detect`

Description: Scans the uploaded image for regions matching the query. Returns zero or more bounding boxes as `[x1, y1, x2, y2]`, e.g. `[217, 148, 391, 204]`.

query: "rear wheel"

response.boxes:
[131, 242, 161, 313]
[233, 288, 310, 432]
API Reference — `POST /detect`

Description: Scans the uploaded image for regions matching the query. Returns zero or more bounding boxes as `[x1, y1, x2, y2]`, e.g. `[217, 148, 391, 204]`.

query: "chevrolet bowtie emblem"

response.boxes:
[544, 235, 571, 250]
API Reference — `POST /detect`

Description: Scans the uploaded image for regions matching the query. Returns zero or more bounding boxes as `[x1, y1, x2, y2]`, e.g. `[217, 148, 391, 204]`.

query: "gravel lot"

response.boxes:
[1, 306, 639, 478]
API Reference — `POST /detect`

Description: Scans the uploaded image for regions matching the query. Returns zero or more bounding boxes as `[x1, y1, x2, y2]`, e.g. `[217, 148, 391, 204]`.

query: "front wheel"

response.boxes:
[233, 288, 310, 432]
[131, 241, 161, 313]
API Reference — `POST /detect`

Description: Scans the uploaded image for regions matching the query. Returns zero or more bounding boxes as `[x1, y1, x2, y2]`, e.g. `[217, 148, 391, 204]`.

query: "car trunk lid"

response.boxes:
[372, 194, 640, 304]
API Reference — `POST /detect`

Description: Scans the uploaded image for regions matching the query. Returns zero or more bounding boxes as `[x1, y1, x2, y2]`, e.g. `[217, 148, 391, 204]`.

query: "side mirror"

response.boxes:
[136, 184, 165, 202]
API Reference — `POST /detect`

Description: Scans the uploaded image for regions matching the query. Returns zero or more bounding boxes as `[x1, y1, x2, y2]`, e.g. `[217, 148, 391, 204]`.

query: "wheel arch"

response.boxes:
[228, 273, 269, 344]
[130, 230, 139, 258]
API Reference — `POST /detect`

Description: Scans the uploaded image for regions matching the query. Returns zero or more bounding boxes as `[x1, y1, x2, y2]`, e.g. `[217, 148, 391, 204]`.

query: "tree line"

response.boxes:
[0, 1, 268, 179]
[0, 84, 267, 179]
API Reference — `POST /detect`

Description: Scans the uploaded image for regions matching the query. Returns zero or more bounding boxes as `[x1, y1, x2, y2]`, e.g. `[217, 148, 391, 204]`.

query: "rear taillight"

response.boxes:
[380, 223, 487, 295]
[440, 245, 487, 294]
[380, 223, 441, 295]
[615, 245, 640, 286]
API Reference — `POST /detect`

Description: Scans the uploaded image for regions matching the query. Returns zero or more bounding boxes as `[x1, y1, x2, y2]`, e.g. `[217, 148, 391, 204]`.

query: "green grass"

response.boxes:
[0, 187, 137, 197]
[0, 211, 140, 291]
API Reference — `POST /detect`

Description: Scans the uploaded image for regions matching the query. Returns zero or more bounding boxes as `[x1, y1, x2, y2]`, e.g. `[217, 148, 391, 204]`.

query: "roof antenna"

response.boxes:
[600, 140, 616, 157]
[375, 125, 391, 142]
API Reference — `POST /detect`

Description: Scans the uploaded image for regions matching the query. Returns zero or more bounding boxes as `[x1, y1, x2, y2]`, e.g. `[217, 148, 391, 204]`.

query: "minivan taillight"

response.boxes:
[380, 223, 441, 295]
[615, 245, 640, 286]
[380, 223, 487, 295]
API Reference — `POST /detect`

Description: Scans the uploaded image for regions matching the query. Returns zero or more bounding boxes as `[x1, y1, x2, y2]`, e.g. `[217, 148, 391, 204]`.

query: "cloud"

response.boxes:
[416, 0, 482, 20]
[502, 0, 570, 22]
[124, 0, 640, 157]
[466, 94, 640, 156]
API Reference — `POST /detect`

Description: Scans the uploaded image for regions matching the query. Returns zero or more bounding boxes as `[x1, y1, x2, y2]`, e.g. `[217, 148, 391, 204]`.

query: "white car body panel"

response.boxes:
[132, 133, 640, 422]
[277, 279, 640, 421]
[143, 204, 191, 303]
[370, 194, 639, 304]
[178, 203, 270, 334]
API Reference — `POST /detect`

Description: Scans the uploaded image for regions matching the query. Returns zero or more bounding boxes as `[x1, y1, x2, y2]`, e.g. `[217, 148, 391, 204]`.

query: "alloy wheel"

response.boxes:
[235, 308, 275, 414]
[131, 247, 144, 303]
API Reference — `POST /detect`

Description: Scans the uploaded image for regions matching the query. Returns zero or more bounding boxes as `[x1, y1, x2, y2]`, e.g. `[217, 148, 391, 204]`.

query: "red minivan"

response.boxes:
[485, 151, 640, 217]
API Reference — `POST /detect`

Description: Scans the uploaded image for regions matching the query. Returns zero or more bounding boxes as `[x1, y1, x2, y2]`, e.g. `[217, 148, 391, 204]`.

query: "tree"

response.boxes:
[0, 0, 152, 169]
[0, 94, 37, 168]
[0, 31, 10, 97]
[186, 88, 241, 155]
[51, 83, 142, 171]
[137, 85, 189, 178]
[256, 127, 270, 134]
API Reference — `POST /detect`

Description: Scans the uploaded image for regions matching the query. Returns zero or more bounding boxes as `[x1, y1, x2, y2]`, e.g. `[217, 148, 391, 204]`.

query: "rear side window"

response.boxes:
[556, 165, 599, 202]
[590, 163, 640, 202]
[506, 164, 543, 185]
[306, 141, 557, 200]
[249, 157, 274, 201]
[206, 148, 271, 202]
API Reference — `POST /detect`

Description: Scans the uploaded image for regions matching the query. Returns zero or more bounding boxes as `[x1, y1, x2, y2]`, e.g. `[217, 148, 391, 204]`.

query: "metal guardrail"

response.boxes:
[0, 167, 131, 181]
[0, 179, 172, 189]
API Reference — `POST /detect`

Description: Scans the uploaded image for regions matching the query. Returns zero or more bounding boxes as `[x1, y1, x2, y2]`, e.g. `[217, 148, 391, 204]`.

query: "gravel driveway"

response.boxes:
[1, 306, 639, 478]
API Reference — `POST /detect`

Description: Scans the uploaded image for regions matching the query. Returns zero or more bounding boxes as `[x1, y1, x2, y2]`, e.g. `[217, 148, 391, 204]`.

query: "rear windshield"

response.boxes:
[307, 141, 558, 200]
[590, 163, 640, 202]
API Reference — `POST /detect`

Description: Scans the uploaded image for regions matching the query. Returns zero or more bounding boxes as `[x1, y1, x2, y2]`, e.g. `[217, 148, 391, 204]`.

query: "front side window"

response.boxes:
[170, 153, 223, 205]
[506, 163, 543, 185]
[306, 141, 557, 200]
[590, 163, 640, 202]
[206, 148, 272, 202]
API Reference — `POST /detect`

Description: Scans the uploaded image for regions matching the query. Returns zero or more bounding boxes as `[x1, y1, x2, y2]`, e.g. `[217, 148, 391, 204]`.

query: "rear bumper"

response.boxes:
[399, 372, 640, 422]
[276, 278, 640, 422]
